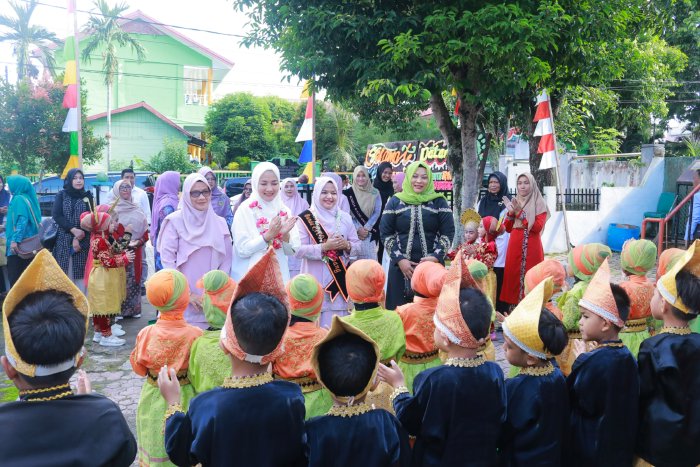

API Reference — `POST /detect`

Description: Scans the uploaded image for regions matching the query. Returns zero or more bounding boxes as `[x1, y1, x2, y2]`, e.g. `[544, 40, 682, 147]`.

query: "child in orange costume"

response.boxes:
[130, 269, 203, 467]
[396, 261, 447, 392]
[524, 259, 567, 320]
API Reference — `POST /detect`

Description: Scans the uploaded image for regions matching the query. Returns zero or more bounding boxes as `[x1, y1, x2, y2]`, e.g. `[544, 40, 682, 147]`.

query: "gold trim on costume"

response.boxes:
[567, 331, 582, 339]
[598, 341, 625, 349]
[389, 386, 409, 403]
[147, 369, 190, 387]
[19, 383, 73, 402]
[222, 372, 273, 389]
[659, 326, 692, 336]
[445, 354, 486, 368]
[400, 349, 440, 364]
[520, 361, 555, 377]
[275, 375, 323, 393]
[621, 318, 648, 333]
[326, 402, 374, 418]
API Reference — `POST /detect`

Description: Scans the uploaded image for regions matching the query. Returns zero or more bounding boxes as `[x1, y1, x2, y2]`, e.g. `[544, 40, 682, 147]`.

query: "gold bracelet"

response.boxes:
[389, 386, 409, 403]
[162, 403, 184, 434]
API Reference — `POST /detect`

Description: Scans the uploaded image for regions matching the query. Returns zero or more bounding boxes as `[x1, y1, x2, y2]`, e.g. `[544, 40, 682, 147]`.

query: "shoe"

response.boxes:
[93, 333, 102, 343]
[99, 335, 126, 347]
[112, 323, 123, 330]
[115, 316, 123, 321]
[111, 325, 126, 337]
[132, 314, 141, 319]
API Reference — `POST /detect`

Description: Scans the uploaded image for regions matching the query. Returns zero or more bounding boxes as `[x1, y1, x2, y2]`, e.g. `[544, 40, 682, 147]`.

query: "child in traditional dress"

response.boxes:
[80, 210, 133, 347]
[636, 241, 700, 466]
[306, 316, 411, 466]
[188, 270, 236, 393]
[557, 242, 611, 375]
[342, 259, 406, 411]
[396, 261, 447, 393]
[273, 273, 333, 418]
[653, 247, 685, 333]
[460, 257, 497, 361]
[567, 259, 639, 467]
[499, 278, 569, 465]
[446, 208, 480, 261]
[0, 250, 136, 466]
[130, 269, 203, 467]
[618, 239, 657, 357]
[378, 250, 506, 465]
[159, 249, 307, 466]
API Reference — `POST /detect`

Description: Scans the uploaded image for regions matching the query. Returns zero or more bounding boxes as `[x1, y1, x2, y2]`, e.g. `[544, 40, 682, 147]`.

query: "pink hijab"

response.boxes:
[322, 172, 350, 212]
[158, 173, 229, 267]
[311, 176, 341, 227]
[280, 177, 309, 216]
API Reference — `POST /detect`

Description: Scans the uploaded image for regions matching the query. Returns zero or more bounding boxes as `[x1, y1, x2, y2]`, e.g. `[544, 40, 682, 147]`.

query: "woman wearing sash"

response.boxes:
[281, 178, 309, 278]
[231, 162, 300, 283]
[380, 161, 455, 310]
[296, 176, 360, 327]
[344, 166, 382, 261]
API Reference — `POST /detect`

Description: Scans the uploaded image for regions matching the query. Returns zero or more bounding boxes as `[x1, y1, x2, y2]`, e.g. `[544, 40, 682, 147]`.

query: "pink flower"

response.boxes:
[249, 200, 259, 209]
[256, 217, 268, 228]
[279, 211, 287, 217]
[272, 239, 282, 249]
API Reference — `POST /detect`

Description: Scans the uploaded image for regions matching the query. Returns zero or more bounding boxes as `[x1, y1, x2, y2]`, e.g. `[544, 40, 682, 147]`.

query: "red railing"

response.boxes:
[641, 184, 700, 257]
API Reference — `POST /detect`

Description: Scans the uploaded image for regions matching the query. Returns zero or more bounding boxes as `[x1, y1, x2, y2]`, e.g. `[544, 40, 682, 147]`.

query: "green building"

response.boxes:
[54, 10, 233, 169]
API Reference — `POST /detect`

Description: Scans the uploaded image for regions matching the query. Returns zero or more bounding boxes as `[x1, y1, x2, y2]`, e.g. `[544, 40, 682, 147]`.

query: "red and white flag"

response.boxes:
[295, 96, 313, 142]
[533, 90, 557, 170]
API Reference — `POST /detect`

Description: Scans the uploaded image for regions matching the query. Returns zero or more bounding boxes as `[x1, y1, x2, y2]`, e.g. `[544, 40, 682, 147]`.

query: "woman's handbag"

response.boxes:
[16, 199, 43, 260]
[40, 218, 58, 251]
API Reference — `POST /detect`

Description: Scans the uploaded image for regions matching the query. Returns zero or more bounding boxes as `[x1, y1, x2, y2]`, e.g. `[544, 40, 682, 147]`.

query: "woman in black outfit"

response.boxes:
[373, 161, 395, 262]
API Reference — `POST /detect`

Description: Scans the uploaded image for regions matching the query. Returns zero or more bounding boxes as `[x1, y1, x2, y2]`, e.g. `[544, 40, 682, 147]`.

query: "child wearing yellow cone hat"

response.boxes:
[618, 239, 657, 357]
[500, 278, 569, 465]
[567, 259, 639, 467]
[636, 240, 700, 467]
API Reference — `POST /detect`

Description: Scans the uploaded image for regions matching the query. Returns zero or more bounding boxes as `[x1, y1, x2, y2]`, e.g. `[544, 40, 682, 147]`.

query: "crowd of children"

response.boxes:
[2, 231, 700, 466]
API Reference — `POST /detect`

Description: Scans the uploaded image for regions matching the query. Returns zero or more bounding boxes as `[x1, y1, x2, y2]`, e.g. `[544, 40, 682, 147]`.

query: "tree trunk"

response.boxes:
[478, 132, 492, 188]
[106, 83, 112, 171]
[459, 101, 481, 211]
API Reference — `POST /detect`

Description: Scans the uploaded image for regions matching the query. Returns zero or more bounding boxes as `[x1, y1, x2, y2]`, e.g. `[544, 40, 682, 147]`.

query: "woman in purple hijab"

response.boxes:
[321, 172, 351, 213]
[199, 167, 233, 229]
[158, 173, 233, 329]
[151, 171, 180, 271]
[281, 177, 309, 278]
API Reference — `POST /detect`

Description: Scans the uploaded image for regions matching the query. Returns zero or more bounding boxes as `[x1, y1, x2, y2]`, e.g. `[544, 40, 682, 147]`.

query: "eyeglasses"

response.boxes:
[205, 176, 216, 182]
[190, 189, 212, 199]
[118, 185, 132, 192]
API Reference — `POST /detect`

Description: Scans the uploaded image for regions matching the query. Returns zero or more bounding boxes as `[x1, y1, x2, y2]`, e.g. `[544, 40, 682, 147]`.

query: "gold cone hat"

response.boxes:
[503, 278, 550, 359]
[658, 240, 700, 314]
[578, 259, 624, 327]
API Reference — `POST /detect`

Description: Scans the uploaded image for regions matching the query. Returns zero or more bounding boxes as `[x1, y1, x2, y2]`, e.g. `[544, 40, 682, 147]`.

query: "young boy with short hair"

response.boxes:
[567, 258, 639, 467]
[305, 316, 411, 466]
[379, 250, 507, 466]
[0, 250, 136, 467]
[636, 241, 700, 466]
[159, 249, 306, 466]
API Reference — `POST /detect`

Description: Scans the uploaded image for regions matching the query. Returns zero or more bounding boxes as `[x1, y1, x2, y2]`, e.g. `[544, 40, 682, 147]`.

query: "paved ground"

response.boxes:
[0, 251, 633, 464]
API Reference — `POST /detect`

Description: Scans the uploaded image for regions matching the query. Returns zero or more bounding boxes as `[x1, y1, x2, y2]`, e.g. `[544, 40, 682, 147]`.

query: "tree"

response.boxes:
[235, 0, 656, 227]
[0, 78, 104, 174]
[137, 138, 197, 174]
[81, 0, 146, 171]
[0, 0, 61, 81]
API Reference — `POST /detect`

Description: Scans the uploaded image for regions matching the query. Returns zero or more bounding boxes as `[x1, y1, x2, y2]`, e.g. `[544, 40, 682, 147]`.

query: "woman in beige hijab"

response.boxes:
[343, 166, 382, 260]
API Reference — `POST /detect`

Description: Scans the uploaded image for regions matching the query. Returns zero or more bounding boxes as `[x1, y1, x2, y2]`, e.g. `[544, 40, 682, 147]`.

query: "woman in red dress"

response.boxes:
[500, 173, 549, 307]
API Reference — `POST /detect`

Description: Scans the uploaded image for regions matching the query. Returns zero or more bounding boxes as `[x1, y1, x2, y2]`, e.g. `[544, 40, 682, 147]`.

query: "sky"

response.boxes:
[0, 0, 309, 100]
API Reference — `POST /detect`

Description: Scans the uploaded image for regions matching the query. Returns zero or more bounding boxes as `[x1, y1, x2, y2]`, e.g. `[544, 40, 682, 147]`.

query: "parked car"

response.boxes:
[224, 177, 251, 198]
[33, 171, 155, 217]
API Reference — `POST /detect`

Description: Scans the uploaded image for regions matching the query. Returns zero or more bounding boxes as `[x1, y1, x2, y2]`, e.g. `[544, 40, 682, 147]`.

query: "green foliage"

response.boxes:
[0, 78, 104, 175]
[138, 138, 197, 174]
[588, 127, 623, 155]
[0, 0, 61, 80]
[684, 135, 700, 158]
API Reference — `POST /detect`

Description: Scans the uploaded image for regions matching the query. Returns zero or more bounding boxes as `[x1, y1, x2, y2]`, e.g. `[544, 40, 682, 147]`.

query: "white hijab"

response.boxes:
[244, 162, 287, 218]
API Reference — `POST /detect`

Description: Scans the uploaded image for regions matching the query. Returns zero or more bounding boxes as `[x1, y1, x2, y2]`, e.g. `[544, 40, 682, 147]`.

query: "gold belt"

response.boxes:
[400, 349, 440, 364]
[275, 375, 323, 393]
[622, 318, 648, 333]
[568, 330, 582, 339]
[147, 369, 189, 387]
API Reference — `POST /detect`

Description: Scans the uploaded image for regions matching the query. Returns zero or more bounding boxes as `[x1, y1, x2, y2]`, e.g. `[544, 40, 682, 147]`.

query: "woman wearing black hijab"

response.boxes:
[52, 168, 93, 292]
[373, 161, 394, 261]
[477, 171, 511, 313]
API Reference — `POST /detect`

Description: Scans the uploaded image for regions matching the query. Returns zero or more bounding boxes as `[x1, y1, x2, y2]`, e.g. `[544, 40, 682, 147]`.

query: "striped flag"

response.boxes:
[61, 0, 80, 177]
[296, 96, 313, 143]
[533, 90, 557, 170]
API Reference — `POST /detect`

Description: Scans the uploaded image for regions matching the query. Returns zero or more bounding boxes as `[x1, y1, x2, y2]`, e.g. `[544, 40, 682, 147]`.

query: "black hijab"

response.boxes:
[373, 162, 394, 207]
[478, 171, 511, 219]
[63, 168, 90, 199]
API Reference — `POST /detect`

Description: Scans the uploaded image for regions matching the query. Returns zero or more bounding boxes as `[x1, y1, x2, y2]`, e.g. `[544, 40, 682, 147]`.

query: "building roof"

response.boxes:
[87, 101, 193, 138]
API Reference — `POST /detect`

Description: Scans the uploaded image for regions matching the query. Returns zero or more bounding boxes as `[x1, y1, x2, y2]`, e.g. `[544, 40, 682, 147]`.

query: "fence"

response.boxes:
[557, 188, 600, 211]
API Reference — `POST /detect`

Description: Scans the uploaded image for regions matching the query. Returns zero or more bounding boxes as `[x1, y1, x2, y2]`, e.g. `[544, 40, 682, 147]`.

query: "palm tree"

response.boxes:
[325, 104, 359, 170]
[81, 0, 145, 170]
[0, 0, 61, 81]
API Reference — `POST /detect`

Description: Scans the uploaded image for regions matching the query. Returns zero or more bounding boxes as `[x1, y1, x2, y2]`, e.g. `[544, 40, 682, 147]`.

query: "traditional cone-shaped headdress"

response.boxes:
[311, 315, 380, 403]
[221, 248, 290, 364]
[658, 240, 700, 314]
[503, 278, 552, 359]
[3, 250, 89, 377]
[434, 249, 482, 349]
[460, 208, 481, 228]
[578, 259, 624, 327]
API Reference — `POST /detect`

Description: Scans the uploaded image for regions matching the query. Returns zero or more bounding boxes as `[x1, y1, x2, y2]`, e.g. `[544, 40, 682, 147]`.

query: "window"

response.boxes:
[184, 66, 209, 106]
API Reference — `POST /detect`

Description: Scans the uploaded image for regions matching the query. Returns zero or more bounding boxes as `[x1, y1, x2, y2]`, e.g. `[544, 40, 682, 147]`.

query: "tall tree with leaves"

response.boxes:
[0, 0, 61, 81]
[81, 0, 145, 171]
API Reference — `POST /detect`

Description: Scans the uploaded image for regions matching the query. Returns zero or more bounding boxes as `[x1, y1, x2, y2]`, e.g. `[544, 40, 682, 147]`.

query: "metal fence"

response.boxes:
[557, 188, 600, 211]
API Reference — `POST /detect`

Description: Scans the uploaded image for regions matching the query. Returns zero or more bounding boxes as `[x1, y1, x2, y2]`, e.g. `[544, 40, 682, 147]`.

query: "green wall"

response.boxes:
[56, 33, 212, 127]
[89, 107, 187, 170]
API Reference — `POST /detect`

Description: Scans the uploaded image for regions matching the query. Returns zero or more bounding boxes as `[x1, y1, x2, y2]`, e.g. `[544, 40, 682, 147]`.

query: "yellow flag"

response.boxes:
[61, 155, 81, 178]
[63, 61, 77, 85]
[300, 80, 312, 99]
[302, 162, 315, 183]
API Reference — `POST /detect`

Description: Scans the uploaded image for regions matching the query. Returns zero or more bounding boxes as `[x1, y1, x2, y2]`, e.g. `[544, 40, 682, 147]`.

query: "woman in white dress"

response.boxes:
[230, 162, 300, 283]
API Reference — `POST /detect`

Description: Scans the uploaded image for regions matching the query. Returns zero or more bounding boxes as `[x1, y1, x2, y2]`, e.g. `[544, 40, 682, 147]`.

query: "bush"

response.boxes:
[138, 138, 197, 174]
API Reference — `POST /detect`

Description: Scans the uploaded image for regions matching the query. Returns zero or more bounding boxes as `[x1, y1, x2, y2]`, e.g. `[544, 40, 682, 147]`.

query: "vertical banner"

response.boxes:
[61, 0, 80, 177]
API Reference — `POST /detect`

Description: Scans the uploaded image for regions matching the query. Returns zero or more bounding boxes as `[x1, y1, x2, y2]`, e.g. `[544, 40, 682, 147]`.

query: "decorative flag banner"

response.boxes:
[533, 90, 557, 170]
[296, 96, 313, 143]
[298, 140, 312, 163]
[61, 0, 80, 178]
[301, 161, 315, 181]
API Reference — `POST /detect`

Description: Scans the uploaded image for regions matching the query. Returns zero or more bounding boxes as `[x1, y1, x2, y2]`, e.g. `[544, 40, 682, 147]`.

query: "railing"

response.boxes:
[572, 152, 641, 160]
[557, 188, 600, 211]
[641, 184, 700, 256]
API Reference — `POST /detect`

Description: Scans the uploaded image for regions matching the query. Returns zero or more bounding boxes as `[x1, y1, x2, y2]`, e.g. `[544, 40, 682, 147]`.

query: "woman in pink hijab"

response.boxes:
[158, 173, 232, 329]
[295, 176, 360, 327]
[281, 178, 309, 278]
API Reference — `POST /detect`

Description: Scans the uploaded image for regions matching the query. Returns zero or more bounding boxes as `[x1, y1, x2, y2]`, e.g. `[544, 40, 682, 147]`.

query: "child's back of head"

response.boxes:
[610, 283, 631, 323]
[459, 287, 492, 341]
[317, 334, 376, 398]
[621, 239, 657, 277]
[231, 293, 289, 356]
[347, 259, 385, 304]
